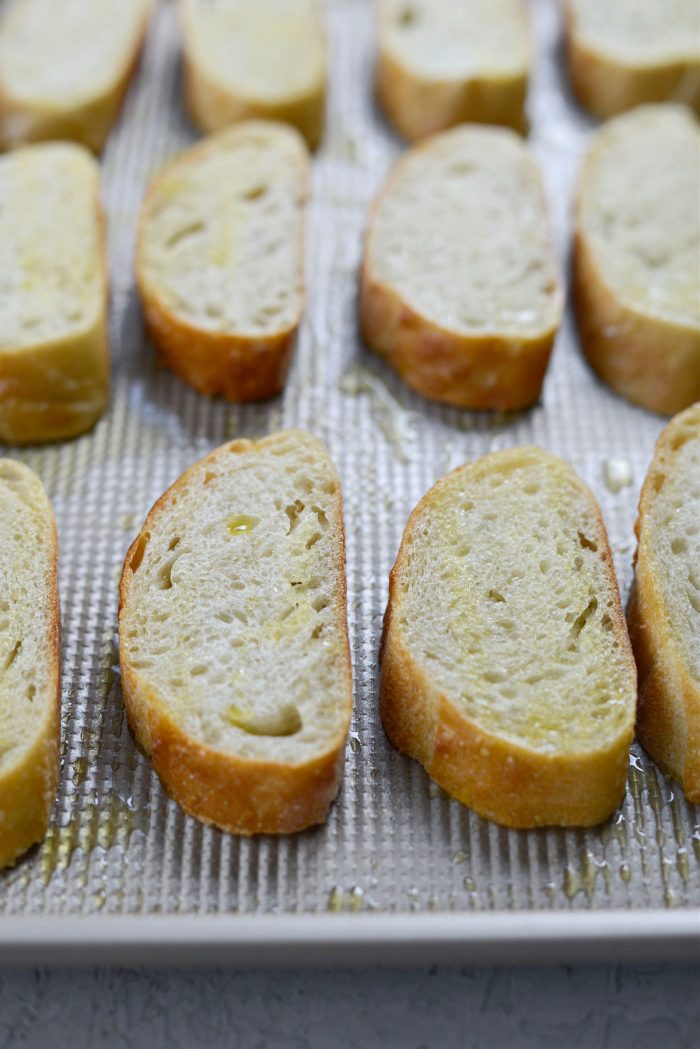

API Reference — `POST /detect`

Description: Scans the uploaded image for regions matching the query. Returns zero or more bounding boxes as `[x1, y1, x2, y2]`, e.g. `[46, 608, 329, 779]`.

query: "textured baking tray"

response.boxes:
[1, 0, 698, 966]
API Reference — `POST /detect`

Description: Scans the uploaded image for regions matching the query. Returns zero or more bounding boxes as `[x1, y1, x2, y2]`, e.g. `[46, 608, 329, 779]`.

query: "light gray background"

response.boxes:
[0, 963, 698, 1048]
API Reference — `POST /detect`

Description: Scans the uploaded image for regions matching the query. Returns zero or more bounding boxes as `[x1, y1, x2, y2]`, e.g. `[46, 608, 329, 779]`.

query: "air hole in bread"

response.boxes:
[168, 536, 181, 551]
[487, 589, 506, 603]
[601, 613, 613, 631]
[2, 639, 21, 672]
[129, 533, 149, 573]
[285, 499, 305, 532]
[165, 221, 206, 250]
[398, 5, 418, 27]
[313, 506, 330, 529]
[158, 557, 178, 590]
[203, 471, 216, 486]
[569, 596, 598, 645]
[578, 531, 598, 552]
[306, 532, 322, 550]
[539, 559, 549, 574]
[190, 665, 207, 677]
[311, 623, 324, 640]
[671, 537, 687, 555]
[524, 483, 539, 495]
[243, 184, 268, 201]
[312, 596, 330, 613]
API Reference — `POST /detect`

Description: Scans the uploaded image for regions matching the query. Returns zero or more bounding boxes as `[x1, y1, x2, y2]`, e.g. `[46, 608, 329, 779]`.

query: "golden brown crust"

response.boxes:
[628, 405, 700, 803]
[380, 449, 636, 828]
[135, 128, 308, 404]
[376, 2, 530, 141]
[359, 134, 562, 412]
[0, 470, 60, 869]
[563, 2, 700, 119]
[573, 229, 700, 418]
[119, 432, 353, 836]
[0, 8, 151, 153]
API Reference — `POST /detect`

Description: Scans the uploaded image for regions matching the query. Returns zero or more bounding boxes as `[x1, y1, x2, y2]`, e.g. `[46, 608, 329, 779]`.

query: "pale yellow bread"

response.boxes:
[629, 403, 700, 803]
[574, 105, 700, 416]
[0, 0, 153, 152]
[136, 122, 309, 404]
[178, 0, 326, 149]
[565, 0, 700, 119]
[360, 126, 563, 411]
[0, 142, 110, 444]
[119, 430, 353, 836]
[381, 447, 637, 828]
[377, 0, 531, 141]
[0, 460, 59, 869]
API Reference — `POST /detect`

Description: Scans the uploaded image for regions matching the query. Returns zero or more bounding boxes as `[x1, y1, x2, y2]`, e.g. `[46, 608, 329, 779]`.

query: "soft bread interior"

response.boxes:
[121, 431, 349, 763]
[0, 143, 104, 350]
[379, 0, 529, 79]
[568, 0, 700, 64]
[368, 127, 560, 337]
[0, 461, 55, 773]
[0, 0, 150, 105]
[578, 105, 700, 328]
[644, 404, 700, 682]
[395, 448, 632, 754]
[138, 123, 306, 337]
[180, 0, 324, 103]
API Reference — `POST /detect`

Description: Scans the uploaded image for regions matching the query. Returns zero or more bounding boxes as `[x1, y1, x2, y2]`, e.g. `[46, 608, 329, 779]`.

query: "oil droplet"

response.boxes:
[348, 732, 362, 753]
[677, 848, 690, 884]
[327, 886, 344, 913]
[91, 889, 107, 912]
[72, 756, 89, 786]
[118, 512, 138, 531]
[326, 886, 365, 913]
[603, 459, 633, 494]
[452, 850, 468, 864]
[664, 887, 678, 908]
[692, 829, 700, 863]
[427, 896, 439, 911]
[339, 364, 416, 462]
[463, 876, 476, 892]
[227, 515, 257, 536]
[563, 865, 583, 900]
[426, 781, 441, 799]
[619, 862, 632, 883]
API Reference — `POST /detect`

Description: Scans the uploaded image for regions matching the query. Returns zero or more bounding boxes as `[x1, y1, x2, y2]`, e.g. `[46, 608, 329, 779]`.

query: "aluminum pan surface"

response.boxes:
[1, 0, 698, 927]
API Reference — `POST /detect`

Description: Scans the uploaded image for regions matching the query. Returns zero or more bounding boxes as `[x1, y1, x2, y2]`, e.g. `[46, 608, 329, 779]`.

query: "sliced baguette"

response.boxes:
[178, 0, 326, 149]
[628, 403, 700, 802]
[0, 142, 110, 444]
[574, 105, 700, 416]
[0, 0, 153, 152]
[360, 126, 563, 411]
[377, 0, 531, 141]
[119, 430, 353, 836]
[0, 460, 59, 868]
[380, 447, 637, 828]
[136, 122, 308, 404]
[564, 0, 700, 119]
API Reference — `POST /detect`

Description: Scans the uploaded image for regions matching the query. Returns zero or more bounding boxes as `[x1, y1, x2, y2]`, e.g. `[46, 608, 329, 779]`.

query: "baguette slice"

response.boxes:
[377, 0, 531, 141]
[136, 122, 308, 404]
[0, 142, 110, 444]
[0, 460, 59, 868]
[380, 447, 637, 828]
[565, 0, 700, 119]
[119, 430, 353, 836]
[0, 0, 153, 152]
[574, 105, 700, 416]
[360, 126, 563, 411]
[178, 0, 326, 149]
[628, 403, 700, 802]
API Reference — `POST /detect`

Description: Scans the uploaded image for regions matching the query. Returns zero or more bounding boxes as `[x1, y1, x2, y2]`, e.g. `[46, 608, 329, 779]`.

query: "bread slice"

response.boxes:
[0, 0, 153, 152]
[628, 404, 700, 802]
[0, 460, 59, 869]
[377, 0, 531, 141]
[380, 447, 637, 828]
[136, 122, 308, 404]
[360, 126, 563, 411]
[178, 0, 326, 149]
[574, 105, 700, 417]
[0, 142, 110, 444]
[564, 0, 700, 119]
[119, 430, 353, 836]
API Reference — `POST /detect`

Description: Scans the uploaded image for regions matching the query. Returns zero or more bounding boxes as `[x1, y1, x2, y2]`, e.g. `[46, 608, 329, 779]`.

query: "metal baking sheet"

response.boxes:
[1, 0, 698, 964]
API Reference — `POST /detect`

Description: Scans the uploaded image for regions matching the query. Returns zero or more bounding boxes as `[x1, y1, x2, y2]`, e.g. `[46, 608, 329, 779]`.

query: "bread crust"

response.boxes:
[359, 131, 563, 412]
[564, 2, 700, 119]
[178, 0, 326, 149]
[0, 145, 110, 444]
[0, 1, 152, 153]
[629, 404, 700, 803]
[135, 124, 308, 404]
[380, 448, 636, 829]
[119, 432, 353, 836]
[376, 1, 530, 140]
[573, 117, 700, 417]
[0, 462, 60, 869]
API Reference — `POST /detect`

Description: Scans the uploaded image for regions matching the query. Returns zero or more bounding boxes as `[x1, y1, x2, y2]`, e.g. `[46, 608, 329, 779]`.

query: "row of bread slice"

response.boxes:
[1, 105, 698, 444]
[1, 0, 698, 155]
[2, 413, 698, 867]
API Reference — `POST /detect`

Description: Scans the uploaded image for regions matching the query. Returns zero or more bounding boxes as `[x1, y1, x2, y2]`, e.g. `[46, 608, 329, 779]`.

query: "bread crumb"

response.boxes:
[603, 459, 633, 493]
